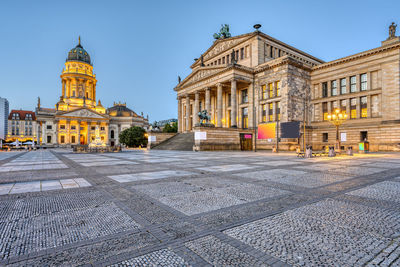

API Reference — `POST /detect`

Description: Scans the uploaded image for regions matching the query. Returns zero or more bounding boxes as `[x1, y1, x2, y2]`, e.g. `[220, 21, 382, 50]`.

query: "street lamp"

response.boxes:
[327, 109, 348, 152]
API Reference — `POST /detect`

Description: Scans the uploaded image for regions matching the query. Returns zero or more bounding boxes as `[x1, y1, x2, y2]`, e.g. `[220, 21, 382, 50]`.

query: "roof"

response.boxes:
[8, 110, 36, 120]
[67, 37, 91, 65]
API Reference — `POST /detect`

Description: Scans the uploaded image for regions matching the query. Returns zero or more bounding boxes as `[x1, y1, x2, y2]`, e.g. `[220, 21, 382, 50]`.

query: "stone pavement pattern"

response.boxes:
[0, 149, 400, 266]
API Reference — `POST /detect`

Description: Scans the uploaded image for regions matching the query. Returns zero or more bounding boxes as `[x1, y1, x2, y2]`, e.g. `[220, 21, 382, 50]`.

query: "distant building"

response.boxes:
[36, 37, 149, 147]
[7, 110, 37, 142]
[0, 97, 9, 140]
[156, 118, 178, 127]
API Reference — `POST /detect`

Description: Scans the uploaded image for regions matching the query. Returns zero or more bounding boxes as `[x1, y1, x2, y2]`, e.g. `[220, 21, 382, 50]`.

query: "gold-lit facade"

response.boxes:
[36, 37, 149, 147]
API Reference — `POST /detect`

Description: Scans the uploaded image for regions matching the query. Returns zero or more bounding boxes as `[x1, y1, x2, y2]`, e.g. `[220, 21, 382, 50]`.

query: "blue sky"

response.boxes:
[0, 0, 399, 122]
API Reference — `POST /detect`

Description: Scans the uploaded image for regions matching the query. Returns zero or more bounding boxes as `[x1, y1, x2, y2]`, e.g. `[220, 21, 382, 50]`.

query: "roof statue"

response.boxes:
[213, 24, 231, 40]
[389, 22, 397, 38]
[37, 97, 41, 109]
[200, 55, 205, 66]
[231, 49, 237, 64]
[178, 75, 181, 83]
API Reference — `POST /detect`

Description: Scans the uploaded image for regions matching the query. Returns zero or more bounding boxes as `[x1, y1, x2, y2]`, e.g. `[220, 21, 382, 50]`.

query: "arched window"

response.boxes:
[72, 91, 76, 97]
[86, 92, 89, 99]
[111, 130, 115, 139]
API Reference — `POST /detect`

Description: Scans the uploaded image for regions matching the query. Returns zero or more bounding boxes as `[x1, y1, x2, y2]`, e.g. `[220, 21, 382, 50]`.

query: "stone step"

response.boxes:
[152, 133, 194, 151]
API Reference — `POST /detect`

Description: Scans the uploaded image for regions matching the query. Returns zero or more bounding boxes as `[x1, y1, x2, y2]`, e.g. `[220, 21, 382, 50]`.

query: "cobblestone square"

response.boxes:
[1, 149, 400, 266]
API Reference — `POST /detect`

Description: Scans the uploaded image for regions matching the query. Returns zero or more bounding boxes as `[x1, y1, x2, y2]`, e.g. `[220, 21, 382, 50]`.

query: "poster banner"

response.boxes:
[257, 123, 276, 139]
[340, 132, 347, 142]
[195, 131, 207, 140]
[280, 121, 300, 138]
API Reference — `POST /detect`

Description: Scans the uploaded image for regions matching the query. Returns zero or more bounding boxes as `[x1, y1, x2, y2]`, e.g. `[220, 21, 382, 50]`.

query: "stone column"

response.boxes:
[62, 80, 66, 97]
[66, 79, 70, 97]
[87, 122, 91, 144]
[177, 98, 182, 132]
[55, 121, 58, 144]
[230, 79, 237, 127]
[367, 95, 372, 118]
[205, 88, 211, 113]
[78, 121, 81, 144]
[367, 72, 371, 90]
[217, 83, 223, 127]
[272, 102, 276, 121]
[194, 92, 200, 126]
[66, 120, 70, 144]
[248, 83, 254, 128]
[185, 95, 190, 131]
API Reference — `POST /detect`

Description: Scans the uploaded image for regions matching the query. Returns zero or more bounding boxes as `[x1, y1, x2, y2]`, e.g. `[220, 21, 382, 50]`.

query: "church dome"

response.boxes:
[67, 37, 91, 64]
[107, 103, 138, 117]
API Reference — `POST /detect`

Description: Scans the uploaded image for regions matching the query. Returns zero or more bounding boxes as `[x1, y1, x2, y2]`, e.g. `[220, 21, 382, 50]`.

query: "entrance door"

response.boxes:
[240, 133, 253, 151]
[80, 135, 85, 145]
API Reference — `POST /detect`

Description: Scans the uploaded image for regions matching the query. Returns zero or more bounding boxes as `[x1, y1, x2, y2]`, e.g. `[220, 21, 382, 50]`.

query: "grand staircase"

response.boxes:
[152, 133, 194, 151]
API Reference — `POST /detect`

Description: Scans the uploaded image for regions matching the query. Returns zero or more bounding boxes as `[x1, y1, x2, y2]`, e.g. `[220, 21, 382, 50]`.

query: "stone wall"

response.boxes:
[193, 127, 240, 151]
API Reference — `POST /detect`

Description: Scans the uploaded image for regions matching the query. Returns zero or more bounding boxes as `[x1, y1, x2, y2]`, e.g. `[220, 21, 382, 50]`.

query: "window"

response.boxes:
[350, 76, 356, 93]
[101, 136, 105, 141]
[276, 102, 280, 121]
[240, 48, 244, 60]
[91, 126, 96, 130]
[360, 96, 367, 118]
[340, 78, 346, 94]
[241, 89, 248, 103]
[340, 99, 347, 112]
[218, 59, 221, 65]
[100, 127, 105, 131]
[47, 136, 52, 143]
[332, 101, 338, 110]
[322, 102, 328, 121]
[46, 125, 52, 130]
[71, 136, 76, 143]
[111, 130, 115, 139]
[262, 85, 267, 99]
[242, 107, 248, 129]
[60, 135, 65, 144]
[226, 55, 229, 63]
[60, 125, 65, 130]
[72, 91, 76, 97]
[16, 128, 19, 135]
[222, 57, 225, 64]
[269, 103, 273, 121]
[323, 133, 328, 142]
[235, 50, 239, 60]
[228, 93, 231, 106]
[262, 104, 267, 122]
[350, 98, 357, 119]
[268, 83, 273, 98]
[360, 73, 367, 91]
[71, 125, 76, 130]
[91, 136, 95, 141]
[276, 81, 281, 97]
[331, 80, 337, 96]
[360, 131, 368, 142]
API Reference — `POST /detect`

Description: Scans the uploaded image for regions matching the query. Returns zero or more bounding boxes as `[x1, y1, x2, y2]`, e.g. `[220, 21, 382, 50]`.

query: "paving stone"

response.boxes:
[347, 181, 400, 203]
[185, 235, 266, 266]
[108, 248, 189, 267]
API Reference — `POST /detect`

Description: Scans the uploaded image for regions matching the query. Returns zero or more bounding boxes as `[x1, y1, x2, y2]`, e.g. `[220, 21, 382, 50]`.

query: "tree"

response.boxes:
[119, 126, 148, 147]
[162, 122, 178, 133]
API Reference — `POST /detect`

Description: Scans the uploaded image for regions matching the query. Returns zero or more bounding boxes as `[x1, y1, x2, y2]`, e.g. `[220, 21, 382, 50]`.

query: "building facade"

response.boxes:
[36, 38, 149, 147]
[0, 97, 9, 140]
[6, 110, 37, 142]
[175, 24, 400, 151]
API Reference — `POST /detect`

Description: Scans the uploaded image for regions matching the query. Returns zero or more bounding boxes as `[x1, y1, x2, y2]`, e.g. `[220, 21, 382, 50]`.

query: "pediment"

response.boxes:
[179, 67, 224, 88]
[191, 33, 254, 68]
[58, 108, 108, 119]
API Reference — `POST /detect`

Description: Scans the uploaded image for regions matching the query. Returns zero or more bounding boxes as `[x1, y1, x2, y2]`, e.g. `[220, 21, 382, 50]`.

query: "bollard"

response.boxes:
[328, 146, 336, 157]
[347, 146, 353, 156]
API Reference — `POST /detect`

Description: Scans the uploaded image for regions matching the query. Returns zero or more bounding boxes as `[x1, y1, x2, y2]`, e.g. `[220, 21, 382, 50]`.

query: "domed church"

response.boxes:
[36, 37, 149, 147]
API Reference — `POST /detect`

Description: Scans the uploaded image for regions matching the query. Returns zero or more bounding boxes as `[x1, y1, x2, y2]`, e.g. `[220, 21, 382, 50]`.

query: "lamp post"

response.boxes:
[327, 109, 348, 152]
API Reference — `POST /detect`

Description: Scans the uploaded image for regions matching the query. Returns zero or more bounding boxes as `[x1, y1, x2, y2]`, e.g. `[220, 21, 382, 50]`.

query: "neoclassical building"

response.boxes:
[36, 38, 149, 147]
[175, 24, 400, 151]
